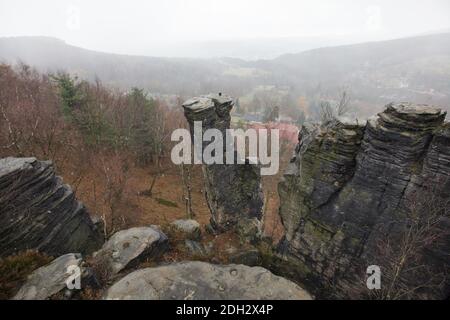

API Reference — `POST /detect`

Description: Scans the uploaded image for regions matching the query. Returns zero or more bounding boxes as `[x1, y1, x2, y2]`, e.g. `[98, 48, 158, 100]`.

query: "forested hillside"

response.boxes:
[1, 33, 450, 118]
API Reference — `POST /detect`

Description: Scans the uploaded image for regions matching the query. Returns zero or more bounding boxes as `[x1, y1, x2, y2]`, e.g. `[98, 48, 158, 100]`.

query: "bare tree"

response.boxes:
[379, 191, 448, 299]
[98, 152, 130, 237]
[336, 91, 351, 117]
[180, 163, 195, 219]
[319, 91, 351, 123]
[350, 180, 450, 300]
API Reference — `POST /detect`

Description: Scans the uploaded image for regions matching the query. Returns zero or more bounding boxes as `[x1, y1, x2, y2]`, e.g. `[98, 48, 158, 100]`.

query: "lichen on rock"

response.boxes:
[278, 103, 450, 299]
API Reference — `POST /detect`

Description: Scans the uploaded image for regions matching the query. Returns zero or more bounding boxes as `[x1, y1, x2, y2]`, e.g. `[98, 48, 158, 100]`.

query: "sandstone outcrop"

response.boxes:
[104, 261, 312, 300]
[0, 157, 103, 257]
[92, 226, 168, 275]
[182, 94, 264, 235]
[278, 103, 450, 299]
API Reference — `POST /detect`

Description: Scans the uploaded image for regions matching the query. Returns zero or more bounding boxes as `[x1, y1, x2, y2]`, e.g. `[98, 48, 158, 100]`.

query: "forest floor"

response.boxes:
[68, 156, 290, 243]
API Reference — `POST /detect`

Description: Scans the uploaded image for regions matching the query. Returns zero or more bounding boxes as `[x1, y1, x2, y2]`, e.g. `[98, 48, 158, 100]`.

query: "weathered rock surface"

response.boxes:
[13, 253, 82, 300]
[0, 157, 103, 257]
[171, 219, 201, 240]
[104, 261, 312, 300]
[182, 94, 264, 234]
[278, 103, 450, 299]
[92, 226, 168, 275]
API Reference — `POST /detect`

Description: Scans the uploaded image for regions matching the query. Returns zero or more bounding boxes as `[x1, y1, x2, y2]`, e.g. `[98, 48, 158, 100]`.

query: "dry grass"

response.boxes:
[67, 162, 211, 232]
[0, 250, 52, 299]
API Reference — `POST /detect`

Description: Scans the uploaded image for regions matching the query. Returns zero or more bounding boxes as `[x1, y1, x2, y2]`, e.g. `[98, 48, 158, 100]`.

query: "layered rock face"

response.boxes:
[182, 94, 264, 234]
[0, 157, 103, 257]
[278, 103, 450, 298]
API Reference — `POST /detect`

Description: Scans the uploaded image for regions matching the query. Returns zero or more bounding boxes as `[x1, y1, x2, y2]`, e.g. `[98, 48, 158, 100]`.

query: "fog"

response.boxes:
[1, 0, 450, 59]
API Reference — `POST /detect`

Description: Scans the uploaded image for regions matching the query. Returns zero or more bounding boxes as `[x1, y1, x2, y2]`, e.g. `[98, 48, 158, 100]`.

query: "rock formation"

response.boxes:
[182, 94, 264, 235]
[278, 103, 450, 299]
[92, 226, 168, 275]
[13, 252, 102, 300]
[0, 157, 103, 257]
[104, 261, 312, 300]
[13, 253, 83, 300]
[171, 219, 201, 240]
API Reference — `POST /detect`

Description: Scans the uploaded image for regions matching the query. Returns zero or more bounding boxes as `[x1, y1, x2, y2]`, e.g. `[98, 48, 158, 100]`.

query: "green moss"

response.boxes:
[338, 187, 373, 206]
[410, 161, 423, 175]
[349, 237, 361, 247]
[156, 197, 178, 208]
[307, 219, 334, 235]
[333, 229, 346, 241]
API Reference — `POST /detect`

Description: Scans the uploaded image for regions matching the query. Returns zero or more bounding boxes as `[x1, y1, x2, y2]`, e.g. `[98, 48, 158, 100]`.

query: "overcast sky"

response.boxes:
[1, 0, 450, 57]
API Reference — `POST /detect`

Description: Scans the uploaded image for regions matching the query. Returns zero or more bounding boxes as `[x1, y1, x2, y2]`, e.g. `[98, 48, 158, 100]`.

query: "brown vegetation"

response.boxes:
[0, 250, 52, 299]
[0, 63, 294, 241]
[0, 63, 209, 234]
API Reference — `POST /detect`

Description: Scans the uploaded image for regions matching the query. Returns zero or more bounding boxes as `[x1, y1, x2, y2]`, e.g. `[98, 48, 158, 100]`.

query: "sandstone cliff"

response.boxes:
[278, 103, 450, 299]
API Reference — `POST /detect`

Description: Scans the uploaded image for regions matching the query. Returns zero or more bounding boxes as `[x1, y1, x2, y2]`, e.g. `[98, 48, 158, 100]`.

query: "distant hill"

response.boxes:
[1, 34, 450, 115]
[0, 36, 238, 96]
[262, 33, 450, 106]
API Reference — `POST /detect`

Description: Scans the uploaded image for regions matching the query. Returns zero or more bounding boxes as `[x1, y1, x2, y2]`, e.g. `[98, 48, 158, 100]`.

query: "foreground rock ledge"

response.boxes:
[104, 261, 312, 300]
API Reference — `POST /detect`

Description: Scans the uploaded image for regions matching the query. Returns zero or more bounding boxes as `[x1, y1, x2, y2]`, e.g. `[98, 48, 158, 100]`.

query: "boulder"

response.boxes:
[104, 261, 312, 300]
[92, 226, 168, 275]
[0, 157, 103, 257]
[171, 219, 201, 240]
[13, 253, 82, 300]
